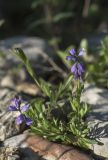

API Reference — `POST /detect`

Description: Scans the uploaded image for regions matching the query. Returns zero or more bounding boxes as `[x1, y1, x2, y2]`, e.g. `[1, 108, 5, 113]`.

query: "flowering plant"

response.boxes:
[8, 48, 96, 148]
[87, 36, 108, 88]
[66, 48, 85, 80]
[8, 96, 32, 125]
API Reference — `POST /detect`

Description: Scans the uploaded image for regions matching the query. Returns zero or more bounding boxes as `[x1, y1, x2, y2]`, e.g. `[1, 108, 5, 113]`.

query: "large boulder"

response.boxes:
[3, 133, 91, 160]
[0, 88, 26, 141]
[82, 84, 108, 158]
[0, 36, 54, 63]
[0, 36, 55, 87]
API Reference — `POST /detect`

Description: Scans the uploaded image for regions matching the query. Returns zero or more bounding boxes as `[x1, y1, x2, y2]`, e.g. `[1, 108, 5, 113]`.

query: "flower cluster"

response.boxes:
[8, 96, 32, 125]
[66, 48, 85, 81]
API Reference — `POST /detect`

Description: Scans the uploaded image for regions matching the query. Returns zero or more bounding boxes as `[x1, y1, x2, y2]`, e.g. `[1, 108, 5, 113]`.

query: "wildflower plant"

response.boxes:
[8, 96, 32, 125]
[8, 48, 95, 148]
[66, 48, 85, 81]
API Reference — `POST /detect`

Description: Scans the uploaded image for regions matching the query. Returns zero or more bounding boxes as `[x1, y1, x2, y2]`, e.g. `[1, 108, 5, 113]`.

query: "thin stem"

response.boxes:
[82, 0, 91, 18]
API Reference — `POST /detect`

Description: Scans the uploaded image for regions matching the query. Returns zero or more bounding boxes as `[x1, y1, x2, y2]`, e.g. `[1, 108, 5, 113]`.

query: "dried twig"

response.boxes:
[35, 48, 67, 77]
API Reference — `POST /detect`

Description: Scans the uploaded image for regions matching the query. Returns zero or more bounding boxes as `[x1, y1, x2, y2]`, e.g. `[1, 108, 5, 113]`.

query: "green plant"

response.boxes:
[27, 0, 74, 32]
[87, 36, 108, 88]
[9, 48, 96, 148]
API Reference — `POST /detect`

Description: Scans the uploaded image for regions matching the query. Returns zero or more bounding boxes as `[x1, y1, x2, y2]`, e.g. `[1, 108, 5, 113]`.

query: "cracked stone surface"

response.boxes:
[0, 88, 22, 141]
[82, 84, 108, 158]
[3, 133, 91, 160]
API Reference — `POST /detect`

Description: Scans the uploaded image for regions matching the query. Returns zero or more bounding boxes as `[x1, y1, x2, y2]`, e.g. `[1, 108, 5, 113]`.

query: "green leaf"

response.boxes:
[63, 74, 73, 90]
[79, 103, 89, 117]
[12, 48, 40, 87]
[55, 74, 73, 101]
[70, 99, 78, 112]
[53, 12, 74, 23]
[59, 74, 73, 93]
[81, 138, 96, 145]
[39, 78, 51, 97]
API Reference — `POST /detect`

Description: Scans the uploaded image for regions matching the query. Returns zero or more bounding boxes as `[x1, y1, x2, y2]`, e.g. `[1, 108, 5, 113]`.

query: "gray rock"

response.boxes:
[0, 146, 20, 160]
[82, 84, 108, 158]
[89, 120, 108, 158]
[87, 32, 108, 52]
[0, 69, 26, 88]
[19, 148, 44, 160]
[0, 36, 56, 85]
[82, 84, 108, 121]
[3, 133, 91, 160]
[0, 36, 54, 63]
[0, 88, 16, 117]
[4, 133, 28, 148]
[0, 124, 6, 141]
[1, 75, 15, 88]
[3, 133, 45, 160]
[0, 88, 23, 140]
[0, 56, 6, 68]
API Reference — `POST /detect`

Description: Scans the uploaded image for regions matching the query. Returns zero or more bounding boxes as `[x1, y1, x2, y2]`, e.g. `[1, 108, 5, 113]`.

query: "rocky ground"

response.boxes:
[0, 36, 108, 160]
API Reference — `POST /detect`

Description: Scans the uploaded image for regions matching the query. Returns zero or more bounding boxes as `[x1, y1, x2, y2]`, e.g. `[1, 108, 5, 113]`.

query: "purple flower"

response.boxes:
[66, 48, 85, 62]
[77, 63, 84, 75]
[69, 49, 76, 55]
[21, 104, 30, 112]
[71, 63, 77, 74]
[66, 56, 76, 61]
[16, 114, 25, 125]
[78, 48, 85, 56]
[8, 96, 21, 111]
[66, 48, 85, 80]
[25, 117, 33, 125]
[8, 105, 18, 111]
[16, 114, 32, 126]
[71, 63, 84, 80]
[8, 96, 30, 112]
[8, 96, 32, 126]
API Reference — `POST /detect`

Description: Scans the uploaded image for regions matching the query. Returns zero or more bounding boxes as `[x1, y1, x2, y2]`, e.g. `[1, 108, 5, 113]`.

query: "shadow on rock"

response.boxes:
[19, 147, 46, 160]
[89, 121, 108, 140]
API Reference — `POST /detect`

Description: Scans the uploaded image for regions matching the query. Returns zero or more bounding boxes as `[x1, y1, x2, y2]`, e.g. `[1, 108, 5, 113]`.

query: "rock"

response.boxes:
[3, 133, 91, 160]
[16, 82, 40, 96]
[0, 51, 27, 89]
[0, 36, 54, 63]
[0, 124, 6, 141]
[82, 84, 108, 158]
[0, 146, 20, 160]
[0, 36, 57, 86]
[3, 132, 44, 160]
[0, 88, 16, 117]
[0, 56, 6, 68]
[0, 88, 24, 140]
[0, 110, 22, 140]
[26, 135, 91, 160]
[0, 68, 26, 89]
[87, 32, 108, 52]
[1, 75, 15, 88]
[19, 147, 44, 160]
[3, 133, 44, 160]
[4, 133, 28, 148]
[82, 84, 108, 121]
